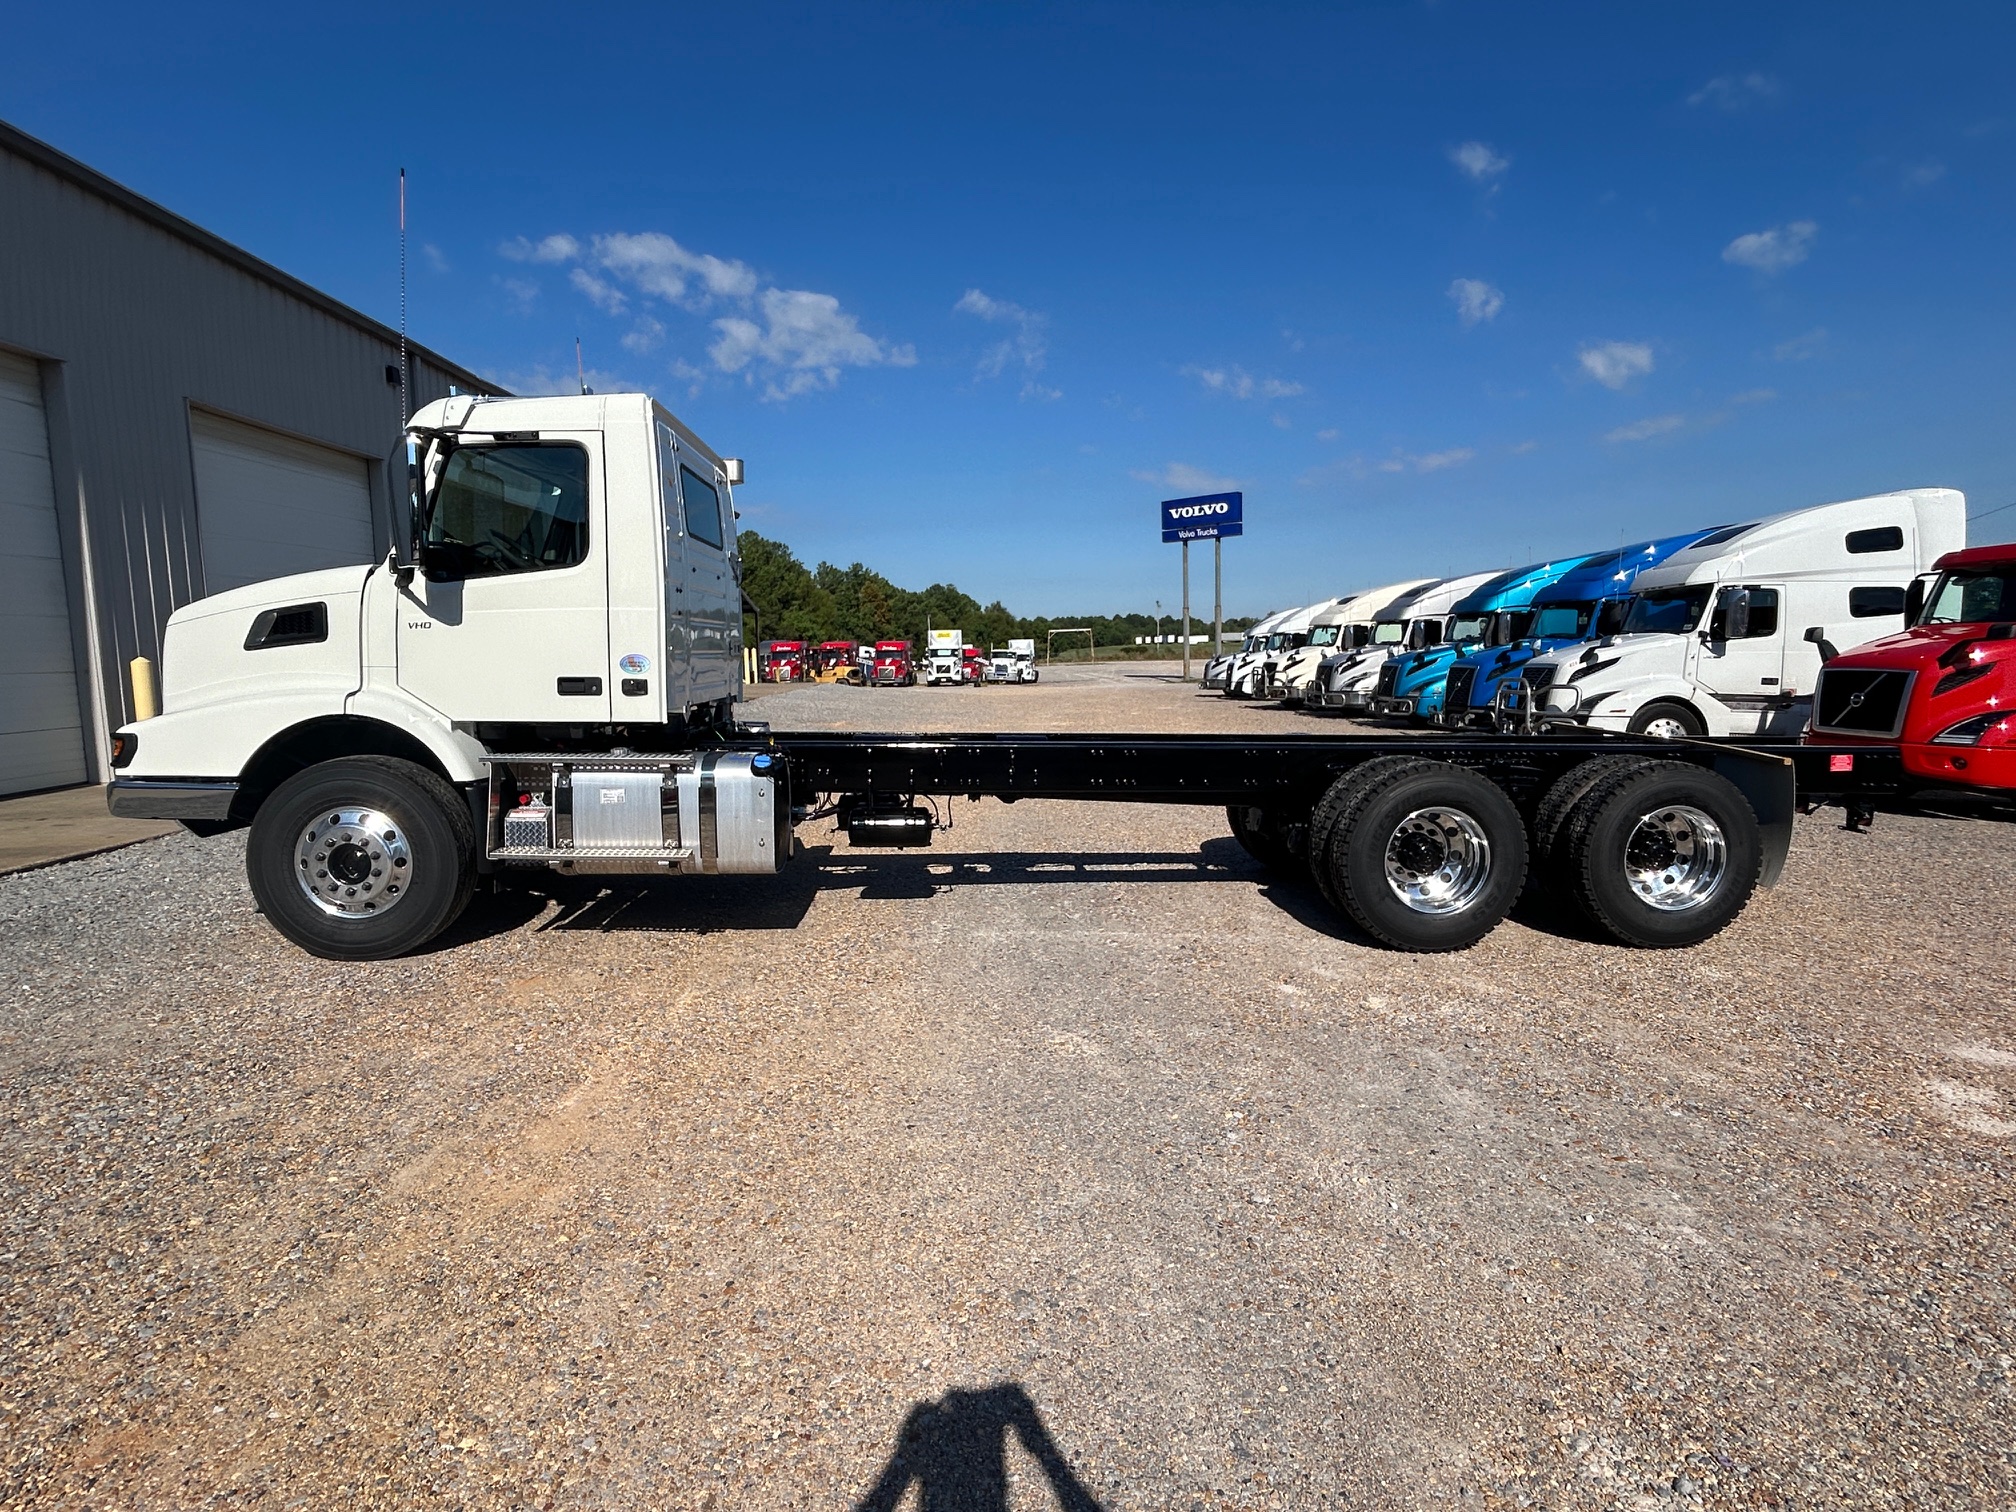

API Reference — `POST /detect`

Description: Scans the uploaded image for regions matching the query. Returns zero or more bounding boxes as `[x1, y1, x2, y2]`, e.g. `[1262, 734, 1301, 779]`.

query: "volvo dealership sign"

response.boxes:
[1161, 491, 1243, 543]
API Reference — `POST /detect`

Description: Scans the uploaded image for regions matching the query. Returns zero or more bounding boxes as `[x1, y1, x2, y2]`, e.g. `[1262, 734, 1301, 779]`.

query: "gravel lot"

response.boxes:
[3, 665, 2012, 1508]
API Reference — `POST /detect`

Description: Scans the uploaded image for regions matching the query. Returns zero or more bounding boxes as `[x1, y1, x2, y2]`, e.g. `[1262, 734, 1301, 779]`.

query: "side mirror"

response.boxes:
[1804, 625, 1840, 663]
[1904, 576, 1928, 626]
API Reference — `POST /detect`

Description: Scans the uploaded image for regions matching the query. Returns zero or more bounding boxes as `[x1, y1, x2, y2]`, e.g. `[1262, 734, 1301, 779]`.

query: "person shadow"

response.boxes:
[852, 1383, 1105, 1511]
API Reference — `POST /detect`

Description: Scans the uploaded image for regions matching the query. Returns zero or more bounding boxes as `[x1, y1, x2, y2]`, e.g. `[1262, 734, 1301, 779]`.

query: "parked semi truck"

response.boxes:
[1805, 539, 2016, 790]
[1519, 490, 1964, 738]
[1437, 531, 1722, 729]
[871, 640, 916, 686]
[812, 641, 864, 684]
[923, 629, 967, 686]
[1308, 572, 1502, 713]
[986, 638, 1039, 683]
[1226, 604, 1327, 699]
[1371, 556, 1593, 722]
[763, 639, 807, 683]
[106, 391, 1927, 963]
[1205, 609, 1291, 693]
[1272, 582, 1432, 703]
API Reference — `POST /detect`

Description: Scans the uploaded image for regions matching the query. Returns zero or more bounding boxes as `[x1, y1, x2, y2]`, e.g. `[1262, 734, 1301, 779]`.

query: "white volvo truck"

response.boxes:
[923, 629, 967, 686]
[1203, 609, 1291, 693]
[1517, 489, 1965, 738]
[1272, 581, 1434, 703]
[105, 392, 1909, 961]
[1308, 571, 1503, 713]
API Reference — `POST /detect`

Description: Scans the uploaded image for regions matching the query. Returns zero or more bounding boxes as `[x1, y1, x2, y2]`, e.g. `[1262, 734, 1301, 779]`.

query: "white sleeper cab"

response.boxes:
[1519, 488, 1966, 738]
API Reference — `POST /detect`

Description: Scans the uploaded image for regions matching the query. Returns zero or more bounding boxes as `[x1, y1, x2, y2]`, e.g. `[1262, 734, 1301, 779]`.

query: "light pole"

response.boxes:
[1154, 600, 1163, 649]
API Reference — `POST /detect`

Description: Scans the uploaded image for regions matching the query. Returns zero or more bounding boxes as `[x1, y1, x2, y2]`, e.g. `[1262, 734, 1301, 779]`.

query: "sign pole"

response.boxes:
[1213, 537, 1222, 658]
[1182, 540, 1192, 681]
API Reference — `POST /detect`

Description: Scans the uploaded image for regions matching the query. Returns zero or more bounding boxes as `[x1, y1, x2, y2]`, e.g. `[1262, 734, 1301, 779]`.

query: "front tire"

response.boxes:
[1628, 700, 1707, 740]
[247, 756, 476, 961]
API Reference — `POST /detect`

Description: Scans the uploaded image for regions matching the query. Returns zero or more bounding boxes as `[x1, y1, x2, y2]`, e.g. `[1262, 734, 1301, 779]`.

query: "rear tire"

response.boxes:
[1558, 761, 1760, 947]
[1317, 761, 1527, 950]
[1226, 805, 1299, 875]
[1528, 756, 1659, 892]
[1627, 700, 1707, 740]
[247, 756, 476, 961]
[1306, 757, 1438, 911]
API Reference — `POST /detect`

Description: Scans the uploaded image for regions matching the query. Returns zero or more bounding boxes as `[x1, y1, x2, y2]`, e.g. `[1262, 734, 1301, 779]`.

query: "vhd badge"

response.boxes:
[619, 653, 650, 675]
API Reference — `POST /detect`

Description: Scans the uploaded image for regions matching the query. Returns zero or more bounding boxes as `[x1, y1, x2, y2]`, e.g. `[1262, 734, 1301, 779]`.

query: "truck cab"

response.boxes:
[923, 629, 966, 686]
[1225, 606, 1315, 699]
[986, 638, 1038, 683]
[872, 640, 915, 686]
[764, 640, 807, 683]
[1371, 556, 1593, 722]
[1523, 489, 1965, 738]
[1805, 541, 2016, 791]
[1439, 530, 1724, 728]
[1204, 615, 1282, 692]
[961, 646, 985, 684]
[812, 641, 863, 684]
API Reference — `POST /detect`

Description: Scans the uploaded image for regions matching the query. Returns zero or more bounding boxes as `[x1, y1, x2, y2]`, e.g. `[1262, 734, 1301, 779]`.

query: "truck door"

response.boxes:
[670, 448, 737, 705]
[655, 423, 692, 708]
[1692, 583, 1785, 725]
[397, 435, 611, 724]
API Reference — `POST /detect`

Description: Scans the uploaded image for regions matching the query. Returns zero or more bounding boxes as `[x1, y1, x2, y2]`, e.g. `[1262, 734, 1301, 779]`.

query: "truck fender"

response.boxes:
[1568, 672, 1700, 725]
[343, 687, 494, 783]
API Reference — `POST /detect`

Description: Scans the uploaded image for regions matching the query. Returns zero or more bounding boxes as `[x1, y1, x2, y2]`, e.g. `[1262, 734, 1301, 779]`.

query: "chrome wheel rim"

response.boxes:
[294, 807, 413, 918]
[1639, 715, 1692, 740]
[1624, 804, 1726, 912]
[1383, 807, 1493, 915]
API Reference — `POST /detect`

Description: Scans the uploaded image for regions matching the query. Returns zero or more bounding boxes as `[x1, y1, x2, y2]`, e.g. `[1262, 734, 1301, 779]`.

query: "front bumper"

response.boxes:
[1371, 696, 1416, 718]
[108, 779, 238, 820]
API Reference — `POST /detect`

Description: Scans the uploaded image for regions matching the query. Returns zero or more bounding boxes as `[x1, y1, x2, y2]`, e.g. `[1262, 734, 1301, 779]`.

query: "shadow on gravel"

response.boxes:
[853, 1382, 1104, 1512]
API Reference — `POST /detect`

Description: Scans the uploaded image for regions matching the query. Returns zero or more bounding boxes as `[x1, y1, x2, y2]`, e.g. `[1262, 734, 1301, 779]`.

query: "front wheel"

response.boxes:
[1628, 700, 1707, 740]
[246, 756, 476, 960]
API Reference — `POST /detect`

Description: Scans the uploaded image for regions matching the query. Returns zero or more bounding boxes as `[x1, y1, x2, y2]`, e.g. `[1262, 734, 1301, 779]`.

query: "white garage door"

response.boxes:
[191, 410, 374, 596]
[0, 349, 88, 796]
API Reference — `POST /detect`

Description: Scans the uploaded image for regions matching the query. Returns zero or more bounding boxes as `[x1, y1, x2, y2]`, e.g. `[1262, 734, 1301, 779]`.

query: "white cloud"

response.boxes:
[1315, 427, 1339, 442]
[1578, 341, 1655, 389]
[594, 231, 759, 305]
[1415, 447, 1475, 472]
[621, 317, 666, 355]
[498, 276, 539, 312]
[1131, 462, 1239, 493]
[1271, 414, 1292, 431]
[1729, 387, 1777, 405]
[1688, 72, 1778, 111]
[1182, 364, 1303, 400]
[1773, 327, 1828, 362]
[1450, 141, 1510, 182]
[1510, 440, 1539, 455]
[1722, 220, 1817, 273]
[954, 288, 1055, 399]
[422, 243, 450, 274]
[1448, 277, 1504, 327]
[499, 234, 581, 264]
[1605, 414, 1685, 443]
[569, 267, 628, 315]
[710, 288, 916, 401]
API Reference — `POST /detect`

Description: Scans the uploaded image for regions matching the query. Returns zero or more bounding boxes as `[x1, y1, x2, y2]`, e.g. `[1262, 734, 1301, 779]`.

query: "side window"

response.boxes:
[1849, 585, 1906, 618]
[1846, 526, 1904, 554]
[656, 424, 683, 534]
[1742, 587, 1779, 637]
[423, 443, 588, 579]
[681, 464, 723, 549]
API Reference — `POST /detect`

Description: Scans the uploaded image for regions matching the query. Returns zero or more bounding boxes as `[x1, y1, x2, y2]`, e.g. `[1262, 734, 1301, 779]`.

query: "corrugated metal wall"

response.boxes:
[0, 132, 500, 783]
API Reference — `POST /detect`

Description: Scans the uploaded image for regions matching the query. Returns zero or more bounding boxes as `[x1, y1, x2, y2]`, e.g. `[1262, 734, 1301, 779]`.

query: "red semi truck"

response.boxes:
[763, 640, 807, 683]
[871, 640, 916, 687]
[1807, 542, 2016, 792]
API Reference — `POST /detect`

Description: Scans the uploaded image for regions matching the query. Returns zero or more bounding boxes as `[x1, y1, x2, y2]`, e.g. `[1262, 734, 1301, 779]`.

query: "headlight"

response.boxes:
[1930, 711, 2014, 746]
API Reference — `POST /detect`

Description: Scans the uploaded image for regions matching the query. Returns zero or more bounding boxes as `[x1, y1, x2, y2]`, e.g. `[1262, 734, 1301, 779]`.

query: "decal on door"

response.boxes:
[619, 653, 650, 674]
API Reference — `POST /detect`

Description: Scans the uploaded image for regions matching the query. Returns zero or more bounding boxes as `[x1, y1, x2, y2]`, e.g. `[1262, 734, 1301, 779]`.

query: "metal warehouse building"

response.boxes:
[0, 119, 499, 796]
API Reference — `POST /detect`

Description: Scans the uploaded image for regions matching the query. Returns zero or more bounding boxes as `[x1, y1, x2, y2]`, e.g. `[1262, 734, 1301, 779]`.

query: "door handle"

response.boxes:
[557, 677, 603, 696]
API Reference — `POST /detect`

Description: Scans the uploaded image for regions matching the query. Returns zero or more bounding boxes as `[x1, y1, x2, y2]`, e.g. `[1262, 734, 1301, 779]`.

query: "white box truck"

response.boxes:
[1519, 489, 1965, 738]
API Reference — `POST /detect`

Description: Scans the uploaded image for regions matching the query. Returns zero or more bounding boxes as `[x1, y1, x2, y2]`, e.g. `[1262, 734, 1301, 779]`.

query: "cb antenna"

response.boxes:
[398, 168, 410, 424]
[576, 336, 591, 395]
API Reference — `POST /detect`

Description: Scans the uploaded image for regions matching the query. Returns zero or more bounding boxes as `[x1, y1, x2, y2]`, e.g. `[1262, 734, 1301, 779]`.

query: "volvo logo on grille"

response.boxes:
[1846, 691, 1867, 709]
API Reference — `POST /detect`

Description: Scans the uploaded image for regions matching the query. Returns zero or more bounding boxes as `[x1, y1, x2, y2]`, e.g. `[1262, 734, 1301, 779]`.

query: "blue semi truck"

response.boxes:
[1368, 555, 1594, 722]
[1434, 529, 1724, 728]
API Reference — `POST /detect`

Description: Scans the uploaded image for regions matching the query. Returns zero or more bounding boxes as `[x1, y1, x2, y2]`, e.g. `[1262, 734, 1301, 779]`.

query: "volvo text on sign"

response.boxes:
[1161, 491, 1244, 543]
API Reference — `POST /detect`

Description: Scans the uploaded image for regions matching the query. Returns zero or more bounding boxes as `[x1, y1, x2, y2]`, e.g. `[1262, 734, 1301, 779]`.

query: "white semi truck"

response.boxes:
[923, 629, 967, 686]
[1271, 581, 1434, 703]
[986, 639, 1038, 683]
[1518, 490, 1965, 738]
[1307, 571, 1503, 713]
[105, 391, 1906, 961]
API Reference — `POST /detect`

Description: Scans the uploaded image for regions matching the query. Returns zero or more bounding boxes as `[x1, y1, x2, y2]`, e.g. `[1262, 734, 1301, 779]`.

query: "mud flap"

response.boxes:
[1701, 745, 1796, 889]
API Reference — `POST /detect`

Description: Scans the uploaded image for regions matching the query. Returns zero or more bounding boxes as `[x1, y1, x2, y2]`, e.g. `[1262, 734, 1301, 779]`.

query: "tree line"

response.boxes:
[737, 530, 1261, 652]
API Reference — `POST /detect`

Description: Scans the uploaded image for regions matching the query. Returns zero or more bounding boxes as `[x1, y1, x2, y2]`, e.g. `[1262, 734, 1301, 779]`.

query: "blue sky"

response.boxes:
[8, 2, 2014, 616]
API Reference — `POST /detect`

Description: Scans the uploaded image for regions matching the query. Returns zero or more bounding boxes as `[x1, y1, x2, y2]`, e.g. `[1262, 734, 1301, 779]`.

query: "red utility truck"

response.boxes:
[871, 640, 915, 687]
[1806, 542, 2016, 792]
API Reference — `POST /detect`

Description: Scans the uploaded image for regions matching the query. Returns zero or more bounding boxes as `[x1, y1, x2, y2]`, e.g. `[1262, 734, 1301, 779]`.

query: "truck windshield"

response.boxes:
[1529, 602, 1594, 640]
[423, 443, 589, 578]
[1623, 586, 1712, 635]
[1922, 568, 2016, 624]
[1372, 622, 1405, 644]
[1306, 625, 1341, 647]
[1448, 614, 1491, 644]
